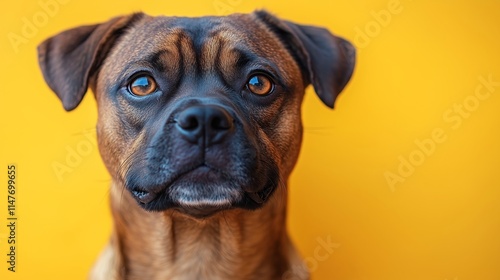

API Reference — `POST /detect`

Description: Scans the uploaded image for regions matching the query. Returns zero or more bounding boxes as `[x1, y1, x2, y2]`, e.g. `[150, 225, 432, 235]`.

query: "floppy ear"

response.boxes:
[37, 13, 143, 111]
[254, 11, 356, 108]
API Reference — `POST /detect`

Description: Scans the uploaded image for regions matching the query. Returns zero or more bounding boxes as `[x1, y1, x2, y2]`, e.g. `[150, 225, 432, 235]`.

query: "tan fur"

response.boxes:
[89, 181, 308, 280]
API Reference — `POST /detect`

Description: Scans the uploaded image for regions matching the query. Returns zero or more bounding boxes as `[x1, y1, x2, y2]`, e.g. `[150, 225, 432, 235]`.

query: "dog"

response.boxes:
[37, 10, 355, 280]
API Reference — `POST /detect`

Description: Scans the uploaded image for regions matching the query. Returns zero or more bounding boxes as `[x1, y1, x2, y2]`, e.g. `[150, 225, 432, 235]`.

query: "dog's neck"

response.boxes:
[98, 183, 307, 280]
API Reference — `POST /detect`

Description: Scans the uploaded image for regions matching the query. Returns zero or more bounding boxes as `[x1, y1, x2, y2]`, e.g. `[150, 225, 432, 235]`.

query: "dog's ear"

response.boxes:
[254, 11, 356, 108]
[37, 13, 143, 111]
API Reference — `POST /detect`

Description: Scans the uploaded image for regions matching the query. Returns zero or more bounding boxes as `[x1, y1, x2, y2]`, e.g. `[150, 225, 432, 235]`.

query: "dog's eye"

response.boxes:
[246, 74, 274, 96]
[128, 75, 157, 96]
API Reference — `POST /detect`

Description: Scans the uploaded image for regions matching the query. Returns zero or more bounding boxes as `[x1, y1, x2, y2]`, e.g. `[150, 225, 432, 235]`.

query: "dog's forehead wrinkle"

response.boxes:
[136, 16, 262, 56]
[106, 15, 298, 93]
[144, 49, 169, 72]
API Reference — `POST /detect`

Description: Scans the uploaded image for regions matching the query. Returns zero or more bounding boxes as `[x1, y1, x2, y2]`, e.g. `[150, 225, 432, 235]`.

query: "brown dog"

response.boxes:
[37, 11, 355, 280]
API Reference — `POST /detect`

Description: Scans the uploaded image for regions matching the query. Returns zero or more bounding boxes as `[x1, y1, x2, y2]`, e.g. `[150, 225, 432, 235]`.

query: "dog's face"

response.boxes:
[38, 11, 355, 218]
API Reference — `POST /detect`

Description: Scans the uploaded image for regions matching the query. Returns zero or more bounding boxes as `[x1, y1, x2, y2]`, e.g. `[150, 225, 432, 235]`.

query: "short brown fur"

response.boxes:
[37, 11, 355, 280]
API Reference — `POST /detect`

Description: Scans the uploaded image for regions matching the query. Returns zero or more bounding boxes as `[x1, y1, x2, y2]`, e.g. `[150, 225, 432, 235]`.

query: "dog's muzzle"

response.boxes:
[126, 102, 278, 216]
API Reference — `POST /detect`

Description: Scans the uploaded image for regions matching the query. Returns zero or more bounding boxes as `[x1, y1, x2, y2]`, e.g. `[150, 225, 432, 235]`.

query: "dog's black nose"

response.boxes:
[176, 105, 234, 145]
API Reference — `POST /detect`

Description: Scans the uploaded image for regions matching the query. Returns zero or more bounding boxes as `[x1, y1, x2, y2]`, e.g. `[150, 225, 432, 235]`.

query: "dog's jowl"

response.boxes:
[38, 11, 355, 280]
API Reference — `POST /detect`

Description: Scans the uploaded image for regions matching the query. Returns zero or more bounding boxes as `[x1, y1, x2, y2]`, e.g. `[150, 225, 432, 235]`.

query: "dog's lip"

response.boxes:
[129, 163, 233, 204]
[129, 164, 276, 212]
[129, 162, 205, 194]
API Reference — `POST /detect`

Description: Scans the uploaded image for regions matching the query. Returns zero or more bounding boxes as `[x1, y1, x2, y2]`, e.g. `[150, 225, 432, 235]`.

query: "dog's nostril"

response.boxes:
[178, 115, 199, 130]
[176, 105, 234, 145]
[210, 115, 231, 130]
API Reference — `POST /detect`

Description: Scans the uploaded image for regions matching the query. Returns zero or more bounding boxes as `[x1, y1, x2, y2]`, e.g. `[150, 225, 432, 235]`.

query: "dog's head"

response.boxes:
[38, 11, 355, 218]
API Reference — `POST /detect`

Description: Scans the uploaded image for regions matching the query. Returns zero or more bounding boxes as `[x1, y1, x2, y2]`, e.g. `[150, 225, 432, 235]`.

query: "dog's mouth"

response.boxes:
[128, 164, 276, 217]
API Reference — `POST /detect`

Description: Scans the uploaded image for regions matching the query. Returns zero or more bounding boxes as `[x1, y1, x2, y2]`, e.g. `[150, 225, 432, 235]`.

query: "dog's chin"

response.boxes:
[167, 178, 243, 218]
[173, 202, 235, 219]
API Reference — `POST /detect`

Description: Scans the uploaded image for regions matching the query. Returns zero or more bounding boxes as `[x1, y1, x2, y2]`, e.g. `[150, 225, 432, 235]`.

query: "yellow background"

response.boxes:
[1, 0, 500, 279]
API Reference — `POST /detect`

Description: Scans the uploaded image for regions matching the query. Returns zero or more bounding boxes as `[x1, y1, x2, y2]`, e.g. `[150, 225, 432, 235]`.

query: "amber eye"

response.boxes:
[246, 74, 274, 96]
[128, 75, 157, 96]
